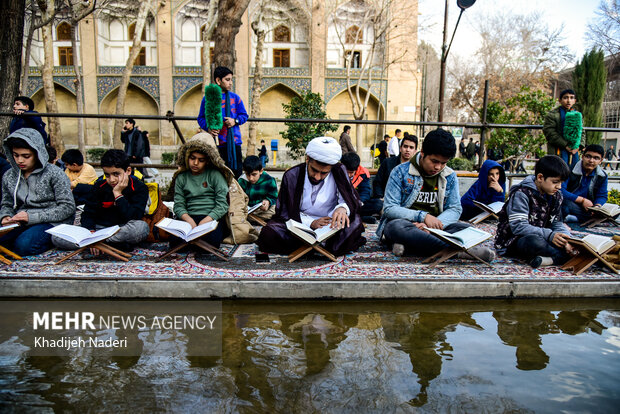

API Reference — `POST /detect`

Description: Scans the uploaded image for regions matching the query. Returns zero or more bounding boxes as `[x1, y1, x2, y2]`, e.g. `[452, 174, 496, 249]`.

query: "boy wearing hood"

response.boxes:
[377, 128, 495, 262]
[495, 155, 574, 268]
[460, 160, 506, 221]
[0, 128, 74, 256]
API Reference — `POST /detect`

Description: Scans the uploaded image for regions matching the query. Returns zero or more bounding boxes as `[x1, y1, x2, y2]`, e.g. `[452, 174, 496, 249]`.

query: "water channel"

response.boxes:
[1, 298, 619, 413]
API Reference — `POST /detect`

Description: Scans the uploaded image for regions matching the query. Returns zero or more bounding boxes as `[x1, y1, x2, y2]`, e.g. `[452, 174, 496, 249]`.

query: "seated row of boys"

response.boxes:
[0, 126, 611, 271]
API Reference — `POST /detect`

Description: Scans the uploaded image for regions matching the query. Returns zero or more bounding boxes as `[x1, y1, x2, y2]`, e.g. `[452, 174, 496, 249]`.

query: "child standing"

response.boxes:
[173, 137, 230, 248]
[238, 155, 277, 222]
[460, 159, 506, 221]
[0, 128, 75, 256]
[543, 89, 585, 169]
[197, 66, 248, 178]
[495, 155, 574, 268]
[9, 96, 48, 145]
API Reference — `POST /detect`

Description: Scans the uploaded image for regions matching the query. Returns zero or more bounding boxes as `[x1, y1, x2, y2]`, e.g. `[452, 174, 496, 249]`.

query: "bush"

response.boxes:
[161, 152, 177, 165]
[86, 148, 107, 162]
[608, 189, 620, 205]
[447, 157, 474, 171]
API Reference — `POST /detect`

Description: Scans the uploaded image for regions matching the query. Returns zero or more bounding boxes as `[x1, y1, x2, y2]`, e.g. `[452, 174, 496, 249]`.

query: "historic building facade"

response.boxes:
[25, 0, 421, 158]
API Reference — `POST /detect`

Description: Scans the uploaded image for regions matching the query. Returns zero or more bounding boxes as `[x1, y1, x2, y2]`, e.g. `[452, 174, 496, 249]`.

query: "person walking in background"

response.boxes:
[377, 135, 390, 164]
[258, 139, 268, 168]
[387, 129, 402, 157]
[120, 118, 146, 174]
[339, 125, 355, 154]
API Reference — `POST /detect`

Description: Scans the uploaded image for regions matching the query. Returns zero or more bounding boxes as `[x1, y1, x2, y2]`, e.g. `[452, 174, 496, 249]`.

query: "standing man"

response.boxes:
[339, 125, 355, 154]
[257, 137, 366, 257]
[372, 134, 418, 199]
[377, 134, 391, 164]
[604, 145, 614, 170]
[120, 118, 146, 173]
[197, 66, 248, 178]
[387, 129, 402, 157]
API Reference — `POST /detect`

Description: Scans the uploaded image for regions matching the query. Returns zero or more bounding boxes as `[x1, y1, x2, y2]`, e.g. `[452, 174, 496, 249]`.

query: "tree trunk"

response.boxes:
[212, 0, 251, 69]
[20, 12, 36, 95]
[247, 27, 265, 158]
[112, 0, 156, 148]
[201, 0, 218, 87]
[0, 0, 26, 143]
[38, 0, 63, 153]
[70, 22, 85, 153]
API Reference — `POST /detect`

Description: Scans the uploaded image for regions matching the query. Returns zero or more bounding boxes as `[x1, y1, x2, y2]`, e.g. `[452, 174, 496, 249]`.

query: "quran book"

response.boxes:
[156, 218, 218, 242]
[469, 200, 505, 224]
[569, 234, 615, 255]
[286, 219, 340, 245]
[247, 203, 262, 214]
[46, 224, 120, 248]
[426, 226, 492, 250]
[0, 223, 19, 235]
[588, 203, 620, 218]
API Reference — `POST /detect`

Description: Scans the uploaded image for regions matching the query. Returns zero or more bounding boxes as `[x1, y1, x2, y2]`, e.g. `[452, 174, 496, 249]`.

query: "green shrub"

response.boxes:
[608, 189, 620, 205]
[161, 152, 177, 165]
[86, 148, 107, 162]
[447, 157, 474, 171]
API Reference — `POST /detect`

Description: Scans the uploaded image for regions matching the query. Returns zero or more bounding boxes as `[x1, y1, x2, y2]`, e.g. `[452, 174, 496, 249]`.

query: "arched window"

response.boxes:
[128, 22, 147, 41]
[345, 25, 362, 44]
[57, 22, 72, 41]
[273, 25, 290, 43]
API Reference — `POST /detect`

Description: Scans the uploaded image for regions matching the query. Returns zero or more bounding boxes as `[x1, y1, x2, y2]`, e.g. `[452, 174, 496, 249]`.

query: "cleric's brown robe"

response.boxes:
[256, 163, 366, 256]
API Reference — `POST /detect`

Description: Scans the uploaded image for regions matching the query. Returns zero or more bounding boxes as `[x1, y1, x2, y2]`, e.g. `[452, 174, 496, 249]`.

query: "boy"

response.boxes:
[120, 118, 147, 174]
[495, 155, 574, 268]
[372, 134, 418, 199]
[341, 152, 382, 223]
[238, 155, 277, 222]
[258, 139, 268, 168]
[61, 149, 98, 205]
[0, 128, 74, 256]
[543, 89, 585, 169]
[197, 66, 248, 178]
[376, 134, 390, 164]
[173, 137, 230, 248]
[52, 149, 149, 252]
[339, 125, 355, 154]
[377, 128, 495, 262]
[561, 144, 608, 223]
[460, 159, 506, 221]
[9, 96, 49, 146]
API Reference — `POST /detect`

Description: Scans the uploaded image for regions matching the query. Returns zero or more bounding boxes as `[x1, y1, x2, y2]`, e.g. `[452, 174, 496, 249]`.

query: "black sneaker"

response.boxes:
[362, 216, 377, 224]
[529, 256, 543, 269]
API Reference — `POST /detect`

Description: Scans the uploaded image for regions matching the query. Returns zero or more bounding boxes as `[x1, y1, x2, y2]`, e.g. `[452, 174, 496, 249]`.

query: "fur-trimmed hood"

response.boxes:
[174, 134, 234, 184]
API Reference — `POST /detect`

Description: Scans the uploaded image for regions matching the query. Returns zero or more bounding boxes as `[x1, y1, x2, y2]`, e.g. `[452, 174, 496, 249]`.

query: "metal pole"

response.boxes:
[166, 111, 186, 144]
[438, 0, 449, 122]
[479, 80, 489, 170]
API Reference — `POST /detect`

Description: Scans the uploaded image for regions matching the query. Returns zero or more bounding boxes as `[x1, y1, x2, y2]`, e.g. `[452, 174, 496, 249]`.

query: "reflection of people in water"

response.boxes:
[394, 312, 483, 407]
[555, 310, 605, 336]
[493, 311, 555, 371]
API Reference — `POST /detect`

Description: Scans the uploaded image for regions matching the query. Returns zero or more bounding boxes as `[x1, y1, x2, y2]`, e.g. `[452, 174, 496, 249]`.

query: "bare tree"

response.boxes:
[246, 0, 311, 156]
[0, 0, 26, 142]
[211, 0, 251, 69]
[587, 0, 620, 60]
[328, 0, 411, 151]
[417, 41, 440, 124]
[110, 0, 163, 148]
[449, 10, 574, 119]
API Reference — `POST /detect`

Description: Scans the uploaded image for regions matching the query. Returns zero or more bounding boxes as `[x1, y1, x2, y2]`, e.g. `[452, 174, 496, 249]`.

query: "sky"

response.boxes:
[418, 0, 601, 66]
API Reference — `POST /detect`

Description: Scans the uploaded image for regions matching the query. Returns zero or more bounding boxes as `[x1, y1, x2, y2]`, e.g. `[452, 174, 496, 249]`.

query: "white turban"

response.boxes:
[306, 137, 342, 165]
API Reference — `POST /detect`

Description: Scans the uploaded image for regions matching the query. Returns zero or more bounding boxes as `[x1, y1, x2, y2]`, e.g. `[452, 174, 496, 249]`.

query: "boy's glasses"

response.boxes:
[583, 154, 601, 161]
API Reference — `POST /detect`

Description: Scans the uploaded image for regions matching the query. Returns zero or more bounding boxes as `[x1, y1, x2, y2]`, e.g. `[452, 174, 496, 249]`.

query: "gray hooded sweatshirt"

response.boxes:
[1, 128, 75, 226]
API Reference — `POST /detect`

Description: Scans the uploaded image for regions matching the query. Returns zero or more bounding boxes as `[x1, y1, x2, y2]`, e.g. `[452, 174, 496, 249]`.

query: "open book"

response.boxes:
[46, 224, 120, 247]
[156, 218, 218, 242]
[469, 200, 505, 224]
[0, 223, 19, 235]
[248, 203, 262, 214]
[286, 219, 340, 245]
[588, 203, 620, 218]
[426, 226, 492, 250]
[568, 234, 616, 255]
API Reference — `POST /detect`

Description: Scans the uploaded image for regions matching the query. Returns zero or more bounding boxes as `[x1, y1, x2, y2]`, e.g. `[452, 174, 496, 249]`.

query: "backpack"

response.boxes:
[223, 180, 259, 245]
[142, 182, 171, 242]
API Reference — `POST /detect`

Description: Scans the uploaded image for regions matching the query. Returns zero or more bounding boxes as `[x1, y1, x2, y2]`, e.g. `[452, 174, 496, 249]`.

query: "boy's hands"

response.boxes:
[551, 232, 571, 249]
[423, 214, 443, 230]
[260, 200, 270, 211]
[207, 128, 220, 139]
[112, 172, 129, 198]
[198, 216, 213, 226]
[3, 212, 29, 224]
[223, 117, 236, 128]
[578, 196, 594, 210]
[489, 178, 503, 193]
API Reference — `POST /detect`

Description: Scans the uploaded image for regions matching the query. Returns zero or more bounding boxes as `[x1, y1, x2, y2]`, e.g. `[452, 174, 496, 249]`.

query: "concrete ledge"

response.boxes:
[2, 279, 619, 299]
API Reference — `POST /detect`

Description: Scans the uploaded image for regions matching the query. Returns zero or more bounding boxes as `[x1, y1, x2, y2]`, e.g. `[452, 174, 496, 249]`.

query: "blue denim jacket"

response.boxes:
[376, 156, 462, 240]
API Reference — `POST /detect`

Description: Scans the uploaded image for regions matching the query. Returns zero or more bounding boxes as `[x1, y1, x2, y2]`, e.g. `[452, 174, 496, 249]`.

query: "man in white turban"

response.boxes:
[257, 137, 366, 257]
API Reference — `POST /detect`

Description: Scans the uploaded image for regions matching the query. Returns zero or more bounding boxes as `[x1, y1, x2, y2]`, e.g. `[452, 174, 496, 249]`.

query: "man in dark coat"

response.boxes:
[257, 137, 366, 257]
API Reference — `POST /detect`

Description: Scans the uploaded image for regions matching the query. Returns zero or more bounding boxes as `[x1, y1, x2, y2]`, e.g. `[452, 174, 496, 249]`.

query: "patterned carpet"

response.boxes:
[1, 221, 620, 282]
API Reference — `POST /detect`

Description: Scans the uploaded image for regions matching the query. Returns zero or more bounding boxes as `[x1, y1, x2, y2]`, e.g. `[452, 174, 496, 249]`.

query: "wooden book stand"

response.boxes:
[561, 241, 618, 275]
[55, 241, 132, 264]
[288, 233, 338, 263]
[248, 213, 267, 226]
[581, 215, 620, 228]
[156, 238, 230, 262]
[0, 245, 23, 265]
[421, 245, 492, 268]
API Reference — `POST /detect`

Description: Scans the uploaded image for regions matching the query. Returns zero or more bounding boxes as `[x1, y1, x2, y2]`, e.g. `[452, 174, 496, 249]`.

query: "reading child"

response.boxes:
[561, 144, 608, 223]
[495, 155, 575, 268]
[0, 128, 75, 256]
[61, 149, 98, 205]
[460, 159, 506, 221]
[52, 149, 149, 251]
[238, 155, 277, 222]
[341, 152, 383, 223]
[172, 137, 230, 248]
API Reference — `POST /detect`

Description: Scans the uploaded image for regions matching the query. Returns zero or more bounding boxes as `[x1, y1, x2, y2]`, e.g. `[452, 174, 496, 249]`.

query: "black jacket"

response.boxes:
[81, 175, 149, 230]
[372, 155, 401, 198]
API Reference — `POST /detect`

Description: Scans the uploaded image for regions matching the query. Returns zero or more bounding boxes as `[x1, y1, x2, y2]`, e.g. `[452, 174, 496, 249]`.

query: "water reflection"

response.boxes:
[1, 299, 619, 412]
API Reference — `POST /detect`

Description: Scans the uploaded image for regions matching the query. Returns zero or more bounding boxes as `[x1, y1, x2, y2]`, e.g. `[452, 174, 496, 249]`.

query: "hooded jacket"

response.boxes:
[461, 159, 506, 210]
[0, 128, 74, 226]
[494, 175, 568, 254]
